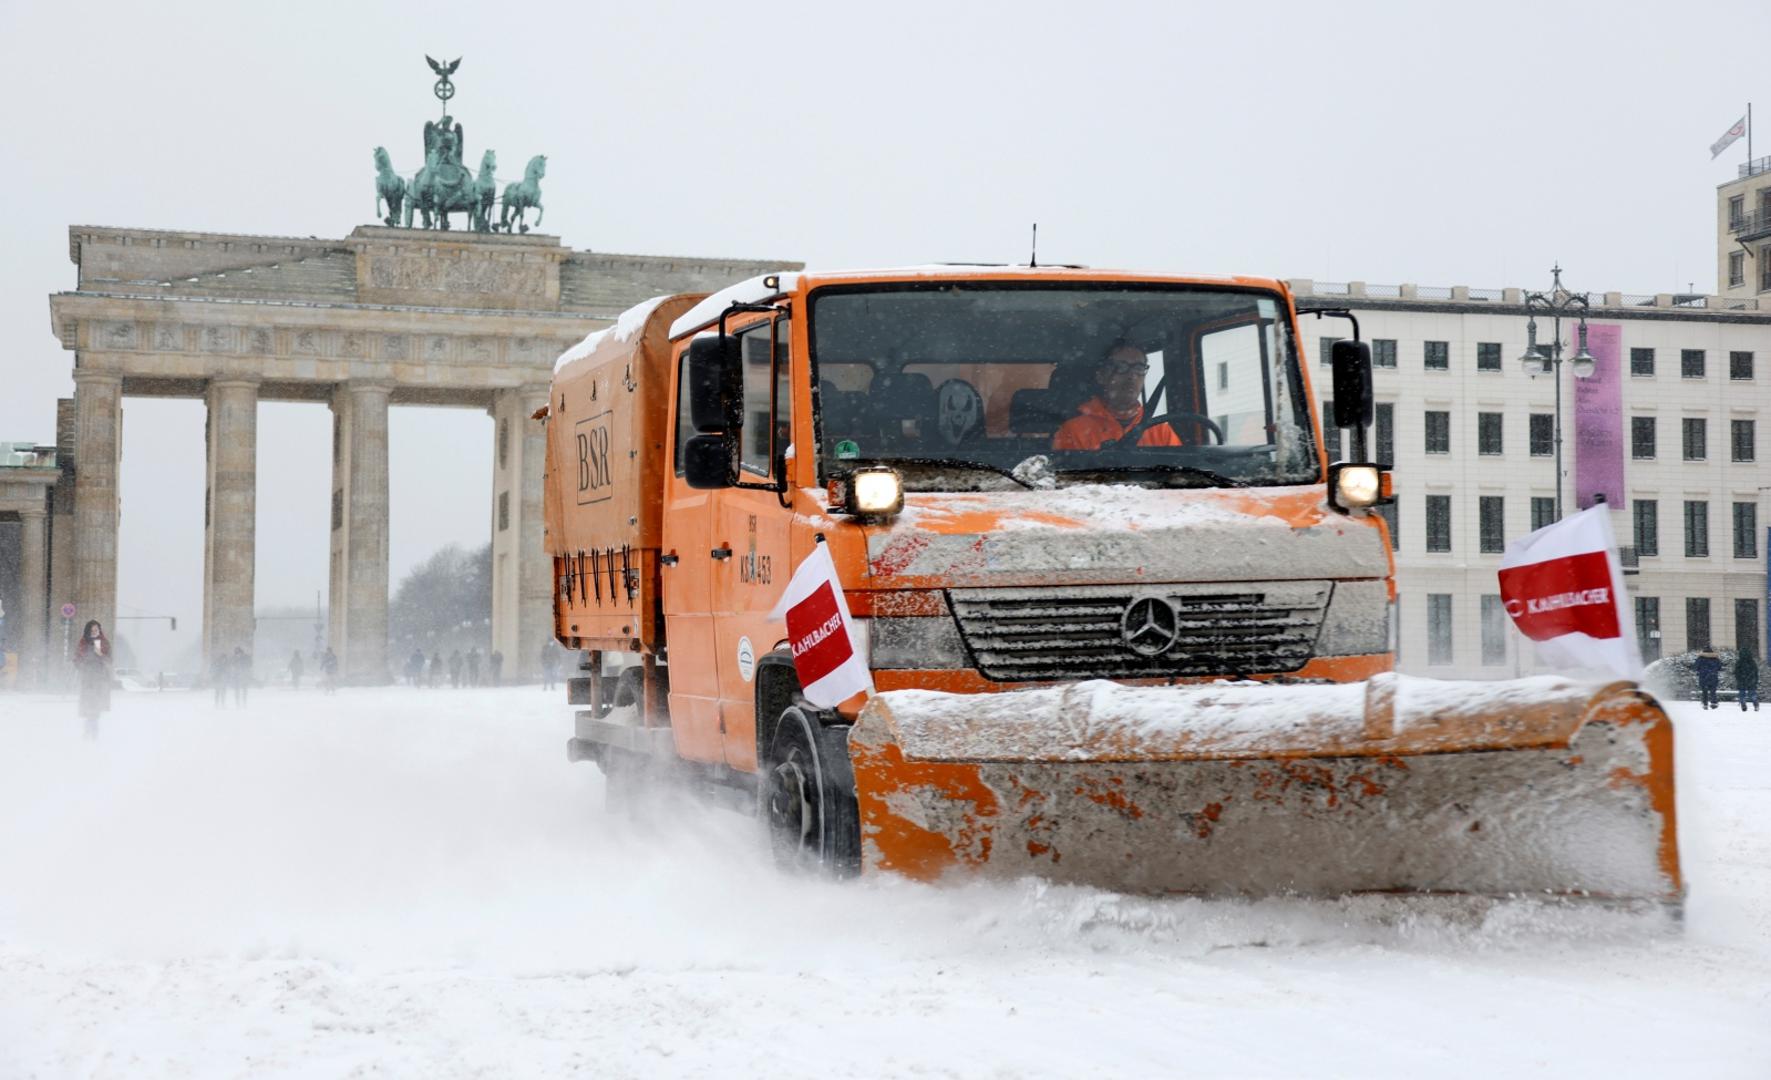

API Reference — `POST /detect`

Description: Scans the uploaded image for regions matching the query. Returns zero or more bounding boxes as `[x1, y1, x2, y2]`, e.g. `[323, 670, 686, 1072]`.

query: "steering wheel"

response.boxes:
[1113, 411, 1224, 447]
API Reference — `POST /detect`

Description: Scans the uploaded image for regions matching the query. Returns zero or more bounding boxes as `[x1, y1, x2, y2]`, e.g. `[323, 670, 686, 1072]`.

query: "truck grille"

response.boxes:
[948, 582, 1332, 682]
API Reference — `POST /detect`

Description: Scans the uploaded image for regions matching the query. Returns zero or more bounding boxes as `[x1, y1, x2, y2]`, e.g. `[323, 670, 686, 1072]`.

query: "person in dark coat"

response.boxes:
[231, 646, 251, 706]
[1735, 650, 1761, 712]
[428, 650, 444, 688]
[406, 648, 426, 688]
[540, 641, 558, 692]
[489, 649, 503, 687]
[466, 647, 482, 687]
[449, 649, 464, 688]
[1693, 649, 1724, 710]
[72, 619, 113, 739]
[289, 649, 305, 691]
[320, 647, 339, 694]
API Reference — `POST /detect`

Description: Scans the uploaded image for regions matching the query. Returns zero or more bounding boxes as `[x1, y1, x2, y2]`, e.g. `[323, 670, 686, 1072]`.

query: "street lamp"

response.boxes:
[1518, 263, 1596, 519]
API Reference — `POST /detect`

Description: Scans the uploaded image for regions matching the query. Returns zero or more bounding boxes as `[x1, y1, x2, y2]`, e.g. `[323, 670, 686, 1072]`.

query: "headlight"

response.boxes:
[1329, 463, 1383, 511]
[846, 467, 904, 518]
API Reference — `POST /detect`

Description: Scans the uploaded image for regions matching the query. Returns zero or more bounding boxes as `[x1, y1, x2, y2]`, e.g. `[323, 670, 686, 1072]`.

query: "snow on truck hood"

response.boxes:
[860, 484, 1390, 587]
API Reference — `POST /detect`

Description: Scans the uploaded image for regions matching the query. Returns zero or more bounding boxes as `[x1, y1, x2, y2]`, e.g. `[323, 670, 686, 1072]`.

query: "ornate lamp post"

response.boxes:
[1518, 264, 1597, 520]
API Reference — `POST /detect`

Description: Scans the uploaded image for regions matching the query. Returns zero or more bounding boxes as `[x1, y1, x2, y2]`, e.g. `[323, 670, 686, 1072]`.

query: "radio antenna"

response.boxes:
[1030, 223, 1038, 268]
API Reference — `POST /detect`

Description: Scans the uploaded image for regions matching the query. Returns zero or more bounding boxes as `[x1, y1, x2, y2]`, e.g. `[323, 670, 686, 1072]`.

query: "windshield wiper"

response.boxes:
[1055, 463, 1251, 488]
[891, 457, 1039, 490]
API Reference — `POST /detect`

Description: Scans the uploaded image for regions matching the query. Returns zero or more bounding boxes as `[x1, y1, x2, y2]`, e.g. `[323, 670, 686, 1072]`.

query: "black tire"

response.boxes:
[761, 705, 861, 877]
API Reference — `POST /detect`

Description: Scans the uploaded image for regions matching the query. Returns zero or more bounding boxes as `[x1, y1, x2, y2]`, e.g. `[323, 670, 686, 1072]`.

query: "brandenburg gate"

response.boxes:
[46, 225, 792, 682]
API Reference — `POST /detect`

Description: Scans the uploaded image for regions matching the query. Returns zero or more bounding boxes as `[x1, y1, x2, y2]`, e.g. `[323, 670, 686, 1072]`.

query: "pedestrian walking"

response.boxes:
[406, 648, 426, 688]
[428, 650, 443, 689]
[289, 649, 305, 691]
[466, 647, 482, 687]
[489, 649, 503, 687]
[449, 649, 464, 689]
[321, 647, 339, 694]
[72, 619, 113, 739]
[212, 649, 232, 707]
[1736, 649, 1761, 712]
[231, 646, 251, 707]
[1694, 648, 1723, 710]
[540, 641, 558, 692]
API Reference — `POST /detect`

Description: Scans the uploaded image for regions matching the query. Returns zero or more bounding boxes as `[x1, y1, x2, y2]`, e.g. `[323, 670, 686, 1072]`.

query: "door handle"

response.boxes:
[660, 553, 679, 566]
[711, 547, 733, 560]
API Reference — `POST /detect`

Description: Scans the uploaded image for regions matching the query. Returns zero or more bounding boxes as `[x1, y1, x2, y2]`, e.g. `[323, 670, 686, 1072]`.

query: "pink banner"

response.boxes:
[1574, 323, 1624, 510]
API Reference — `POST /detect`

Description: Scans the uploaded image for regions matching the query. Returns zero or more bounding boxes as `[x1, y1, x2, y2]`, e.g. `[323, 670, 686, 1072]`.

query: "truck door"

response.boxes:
[659, 341, 724, 764]
[710, 313, 794, 772]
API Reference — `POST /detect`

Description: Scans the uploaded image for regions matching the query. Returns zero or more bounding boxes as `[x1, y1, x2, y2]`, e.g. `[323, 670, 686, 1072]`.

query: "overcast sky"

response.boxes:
[1, 0, 1763, 669]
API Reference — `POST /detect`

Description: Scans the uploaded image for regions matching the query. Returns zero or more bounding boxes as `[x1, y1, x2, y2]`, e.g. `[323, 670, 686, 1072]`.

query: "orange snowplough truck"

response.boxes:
[542, 267, 1681, 903]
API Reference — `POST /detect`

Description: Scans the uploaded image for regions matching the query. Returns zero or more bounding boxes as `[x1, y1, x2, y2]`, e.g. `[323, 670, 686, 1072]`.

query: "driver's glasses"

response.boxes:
[1104, 361, 1149, 378]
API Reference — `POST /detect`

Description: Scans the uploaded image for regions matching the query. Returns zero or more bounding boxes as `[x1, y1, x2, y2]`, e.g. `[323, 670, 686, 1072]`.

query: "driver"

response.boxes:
[1052, 344, 1184, 450]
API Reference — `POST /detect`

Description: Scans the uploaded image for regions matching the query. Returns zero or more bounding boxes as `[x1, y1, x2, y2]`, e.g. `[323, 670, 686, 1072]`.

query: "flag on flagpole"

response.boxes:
[768, 539, 873, 708]
[1711, 115, 1747, 159]
[1498, 504, 1641, 679]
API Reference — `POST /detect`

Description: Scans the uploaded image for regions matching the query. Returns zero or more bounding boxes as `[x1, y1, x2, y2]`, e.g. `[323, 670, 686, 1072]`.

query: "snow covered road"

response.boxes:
[1, 687, 1767, 1078]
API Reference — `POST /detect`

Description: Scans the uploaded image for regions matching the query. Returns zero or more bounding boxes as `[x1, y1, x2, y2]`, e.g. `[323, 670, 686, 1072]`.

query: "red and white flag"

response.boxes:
[1498, 505, 1641, 679]
[768, 540, 873, 708]
[1711, 115, 1747, 159]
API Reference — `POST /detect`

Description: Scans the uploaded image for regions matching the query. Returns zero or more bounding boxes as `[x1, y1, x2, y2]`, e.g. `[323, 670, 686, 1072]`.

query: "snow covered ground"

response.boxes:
[0, 686, 1766, 1078]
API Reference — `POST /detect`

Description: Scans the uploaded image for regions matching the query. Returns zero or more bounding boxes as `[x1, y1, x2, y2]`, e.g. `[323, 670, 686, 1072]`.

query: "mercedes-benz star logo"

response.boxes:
[1120, 596, 1181, 657]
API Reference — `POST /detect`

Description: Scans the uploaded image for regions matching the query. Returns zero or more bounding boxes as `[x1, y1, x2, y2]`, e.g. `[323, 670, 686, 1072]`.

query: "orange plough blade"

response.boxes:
[848, 675, 1682, 901]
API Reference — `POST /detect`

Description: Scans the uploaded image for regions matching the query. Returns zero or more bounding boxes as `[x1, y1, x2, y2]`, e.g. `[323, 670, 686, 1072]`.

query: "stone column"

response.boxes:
[71, 371, 122, 644]
[202, 378, 259, 665]
[489, 386, 551, 682]
[17, 507, 48, 686]
[328, 383, 391, 683]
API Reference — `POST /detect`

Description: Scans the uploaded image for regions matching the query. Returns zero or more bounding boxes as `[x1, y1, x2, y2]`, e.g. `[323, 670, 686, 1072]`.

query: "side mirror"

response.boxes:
[683, 432, 736, 489]
[687, 335, 740, 434]
[1330, 340, 1374, 429]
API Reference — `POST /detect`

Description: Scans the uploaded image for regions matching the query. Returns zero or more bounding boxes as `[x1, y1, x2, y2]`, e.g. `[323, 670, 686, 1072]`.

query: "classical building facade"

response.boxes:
[1719, 155, 1771, 303]
[40, 224, 798, 684]
[1293, 279, 1771, 676]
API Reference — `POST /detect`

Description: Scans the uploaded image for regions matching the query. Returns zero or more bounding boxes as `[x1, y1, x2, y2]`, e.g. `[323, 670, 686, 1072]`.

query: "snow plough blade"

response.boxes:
[848, 675, 1681, 902]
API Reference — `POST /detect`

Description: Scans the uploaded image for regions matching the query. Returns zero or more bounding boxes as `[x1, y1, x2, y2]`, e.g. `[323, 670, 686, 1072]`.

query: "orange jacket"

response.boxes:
[1052, 397, 1185, 450]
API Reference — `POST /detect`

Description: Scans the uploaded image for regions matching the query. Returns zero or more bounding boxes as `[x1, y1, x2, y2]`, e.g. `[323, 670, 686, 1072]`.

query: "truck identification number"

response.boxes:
[575, 411, 613, 506]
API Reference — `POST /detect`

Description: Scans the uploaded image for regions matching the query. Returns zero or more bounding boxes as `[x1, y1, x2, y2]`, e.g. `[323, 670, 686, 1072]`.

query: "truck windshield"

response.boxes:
[807, 283, 1319, 490]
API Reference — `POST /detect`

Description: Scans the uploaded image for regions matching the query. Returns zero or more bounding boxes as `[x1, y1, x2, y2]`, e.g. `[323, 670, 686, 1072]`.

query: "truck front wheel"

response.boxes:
[762, 706, 861, 877]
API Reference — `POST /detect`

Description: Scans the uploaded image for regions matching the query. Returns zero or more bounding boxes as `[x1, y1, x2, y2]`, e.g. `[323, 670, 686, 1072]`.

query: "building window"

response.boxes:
[1734, 502, 1758, 559]
[1730, 194, 1746, 227]
[1736, 598, 1760, 658]
[1681, 349, 1706, 379]
[1684, 500, 1710, 557]
[1217, 361, 1229, 391]
[1476, 342, 1502, 372]
[1531, 496, 1557, 532]
[1688, 597, 1712, 652]
[1730, 252, 1747, 288]
[1629, 347, 1655, 377]
[1733, 418, 1756, 462]
[1424, 411, 1450, 454]
[1424, 341, 1450, 370]
[1425, 494, 1451, 553]
[498, 418, 510, 471]
[1375, 402, 1394, 464]
[1631, 416, 1656, 459]
[1731, 351, 1755, 380]
[1633, 499, 1658, 556]
[1373, 339, 1397, 368]
[1528, 413, 1553, 457]
[1477, 412, 1503, 455]
[1318, 336, 1341, 367]
[1321, 401, 1342, 461]
[1762, 246, 1771, 291]
[1683, 417, 1707, 461]
[1375, 501, 1399, 551]
[1479, 495, 1505, 554]
[1636, 597, 1661, 661]
[1427, 594, 1454, 665]
[1481, 595, 1508, 666]
[498, 490, 510, 532]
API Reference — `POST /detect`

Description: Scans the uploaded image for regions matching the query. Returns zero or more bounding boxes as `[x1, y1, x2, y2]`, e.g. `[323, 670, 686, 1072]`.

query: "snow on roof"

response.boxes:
[553, 294, 676, 375]
[665, 265, 1278, 340]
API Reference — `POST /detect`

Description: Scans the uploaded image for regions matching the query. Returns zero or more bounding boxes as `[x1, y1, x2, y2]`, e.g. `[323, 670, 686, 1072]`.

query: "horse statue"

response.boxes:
[373, 147, 406, 227]
[473, 149, 498, 233]
[499, 155, 547, 233]
[404, 115, 479, 230]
